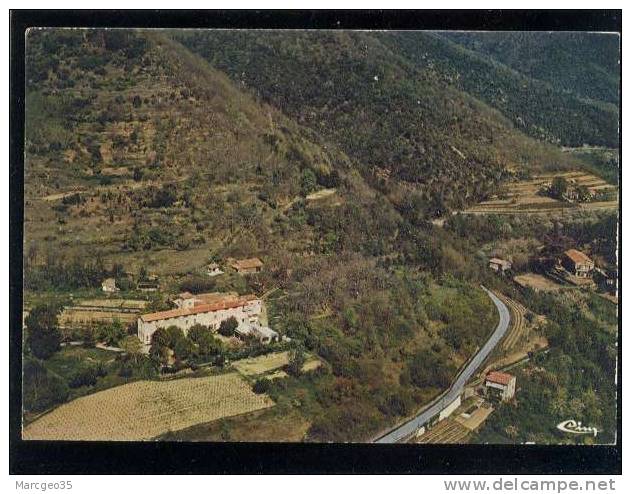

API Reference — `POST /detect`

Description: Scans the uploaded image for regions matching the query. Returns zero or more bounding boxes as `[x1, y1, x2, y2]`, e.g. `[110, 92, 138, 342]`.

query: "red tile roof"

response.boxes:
[489, 258, 512, 267]
[140, 294, 258, 323]
[486, 371, 515, 386]
[564, 249, 592, 265]
[230, 258, 263, 271]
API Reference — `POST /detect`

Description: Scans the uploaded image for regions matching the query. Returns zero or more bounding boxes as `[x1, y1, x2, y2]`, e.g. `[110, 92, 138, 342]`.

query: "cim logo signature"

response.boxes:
[556, 419, 599, 437]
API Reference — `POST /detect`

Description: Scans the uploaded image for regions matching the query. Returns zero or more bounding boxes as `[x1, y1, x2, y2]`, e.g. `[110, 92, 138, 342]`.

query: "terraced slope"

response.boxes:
[25, 29, 394, 274]
[464, 171, 618, 215]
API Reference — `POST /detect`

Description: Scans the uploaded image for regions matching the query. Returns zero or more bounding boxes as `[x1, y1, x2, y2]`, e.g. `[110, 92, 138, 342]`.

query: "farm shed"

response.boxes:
[230, 257, 264, 274]
[489, 258, 512, 273]
[439, 395, 462, 421]
[206, 263, 224, 277]
[101, 278, 119, 293]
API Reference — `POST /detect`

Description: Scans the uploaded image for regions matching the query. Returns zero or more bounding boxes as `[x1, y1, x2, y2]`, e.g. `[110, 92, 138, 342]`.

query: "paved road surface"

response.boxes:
[374, 286, 510, 443]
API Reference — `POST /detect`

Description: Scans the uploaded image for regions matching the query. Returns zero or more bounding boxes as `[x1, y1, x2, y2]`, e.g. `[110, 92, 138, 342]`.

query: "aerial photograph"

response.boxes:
[21, 28, 619, 444]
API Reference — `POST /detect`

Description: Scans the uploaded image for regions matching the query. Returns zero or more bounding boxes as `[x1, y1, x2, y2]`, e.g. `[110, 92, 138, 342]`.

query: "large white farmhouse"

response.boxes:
[137, 293, 262, 345]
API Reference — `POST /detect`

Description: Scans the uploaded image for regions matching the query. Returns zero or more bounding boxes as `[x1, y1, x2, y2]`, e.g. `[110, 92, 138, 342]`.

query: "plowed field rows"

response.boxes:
[23, 373, 273, 441]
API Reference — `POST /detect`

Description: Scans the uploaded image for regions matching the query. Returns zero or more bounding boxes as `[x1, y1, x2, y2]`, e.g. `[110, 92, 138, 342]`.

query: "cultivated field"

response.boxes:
[75, 299, 148, 310]
[58, 298, 148, 327]
[415, 418, 471, 444]
[59, 308, 139, 326]
[513, 273, 566, 292]
[22, 373, 273, 441]
[231, 351, 322, 377]
[464, 171, 618, 215]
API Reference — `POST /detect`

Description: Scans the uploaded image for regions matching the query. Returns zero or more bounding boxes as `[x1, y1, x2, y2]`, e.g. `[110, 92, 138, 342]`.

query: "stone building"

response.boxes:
[137, 293, 262, 346]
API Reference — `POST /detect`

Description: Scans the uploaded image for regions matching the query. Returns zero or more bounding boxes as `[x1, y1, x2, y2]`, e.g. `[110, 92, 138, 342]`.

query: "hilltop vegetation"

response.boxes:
[381, 32, 619, 148]
[25, 29, 364, 269]
[179, 30, 582, 217]
[445, 32, 620, 105]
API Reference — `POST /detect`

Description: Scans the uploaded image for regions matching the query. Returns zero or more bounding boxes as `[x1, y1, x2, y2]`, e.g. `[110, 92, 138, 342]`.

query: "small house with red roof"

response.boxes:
[230, 257, 264, 275]
[485, 371, 516, 401]
[562, 249, 594, 278]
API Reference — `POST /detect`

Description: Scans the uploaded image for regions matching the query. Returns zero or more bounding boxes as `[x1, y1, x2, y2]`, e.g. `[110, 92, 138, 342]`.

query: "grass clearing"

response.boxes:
[23, 372, 273, 441]
[231, 351, 322, 377]
[45, 346, 115, 381]
[159, 407, 310, 442]
[513, 273, 567, 292]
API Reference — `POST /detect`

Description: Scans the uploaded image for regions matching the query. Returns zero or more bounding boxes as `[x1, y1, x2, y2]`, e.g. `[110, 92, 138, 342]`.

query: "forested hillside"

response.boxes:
[25, 29, 370, 263]
[380, 32, 619, 147]
[444, 31, 620, 105]
[23, 29, 618, 443]
[178, 30, 580, 217]
[24, 29, 506, 440]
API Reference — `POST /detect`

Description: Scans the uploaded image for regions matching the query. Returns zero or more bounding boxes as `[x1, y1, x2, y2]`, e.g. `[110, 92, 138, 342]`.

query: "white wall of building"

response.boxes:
[438, 395, 462, 421]
[137, 299, 262, 345]
[485, 378, 516, 401]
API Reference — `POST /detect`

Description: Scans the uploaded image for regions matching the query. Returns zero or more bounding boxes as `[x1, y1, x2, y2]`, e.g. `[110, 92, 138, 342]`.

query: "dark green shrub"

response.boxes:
[218, 317, 239, 337]
[68, 366, 98, 388]
[252, 378, 271, 394]
[22, 358, 69, 412]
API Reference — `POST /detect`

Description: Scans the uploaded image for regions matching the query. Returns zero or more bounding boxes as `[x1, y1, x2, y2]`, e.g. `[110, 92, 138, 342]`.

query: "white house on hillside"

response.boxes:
[485, 371, 516, 401]
[489, 258, 512, 274]
[137, 293, 262, 346]
[206, 263, 224, 277]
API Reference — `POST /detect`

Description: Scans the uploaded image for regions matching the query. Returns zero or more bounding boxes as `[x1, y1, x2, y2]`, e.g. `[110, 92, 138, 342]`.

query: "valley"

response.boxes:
[21, 28, 619, 445]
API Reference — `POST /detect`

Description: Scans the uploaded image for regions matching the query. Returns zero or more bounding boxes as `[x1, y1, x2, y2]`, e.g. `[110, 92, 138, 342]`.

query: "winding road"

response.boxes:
[374, 286, 511, 443]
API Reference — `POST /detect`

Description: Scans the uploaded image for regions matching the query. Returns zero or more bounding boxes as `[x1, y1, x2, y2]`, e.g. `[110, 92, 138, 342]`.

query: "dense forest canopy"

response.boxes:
[444, 32, 620, 104]
[381, 31, 619, 147]
[178, 30, 588, 216]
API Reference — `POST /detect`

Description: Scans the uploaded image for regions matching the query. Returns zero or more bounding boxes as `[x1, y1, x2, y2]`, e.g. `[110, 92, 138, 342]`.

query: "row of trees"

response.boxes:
[148, 323, 228, 368]
[24, 249, 127, 291]
[25, 302, 139, 360]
